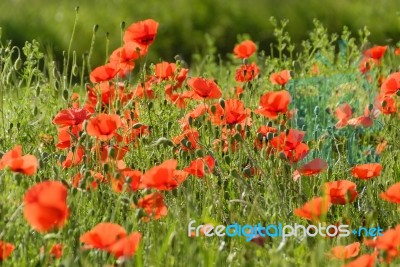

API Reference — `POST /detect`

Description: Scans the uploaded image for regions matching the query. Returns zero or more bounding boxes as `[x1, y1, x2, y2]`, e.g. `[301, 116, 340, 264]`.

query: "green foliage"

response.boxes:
[1, 10, 400, 267]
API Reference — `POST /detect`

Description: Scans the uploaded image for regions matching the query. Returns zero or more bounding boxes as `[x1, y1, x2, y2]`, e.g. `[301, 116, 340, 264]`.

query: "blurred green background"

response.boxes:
[0, 0, 399, 67]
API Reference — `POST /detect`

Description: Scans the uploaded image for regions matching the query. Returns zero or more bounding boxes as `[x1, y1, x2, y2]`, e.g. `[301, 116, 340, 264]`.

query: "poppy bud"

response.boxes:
[219, 98, 225, 109]
[284, 128, 290, 135]
[33, 106, 38, 116]
[152, 137, 174, 147]
[120, 21, 126, 30]
[93, 24, 99, 33]
[224, 156, 231, 164]
[35, 84, 41, 96]
[235, 124, 242, 132]
[396, 90, 400, 96]
[314, 106, 320, 115]
[267, 121, 273, 127]
[279, 151, 287, 160]
[382, 100, 387, 108]
[233, 133, 243, 142]
[195, 149, 204, 157]
[104, 163, 110, 172]
[75, 6, 79, 12]
[147, 102, 154, 110]
[186, 141, 192, 148]
[368, 103, 374, 111]
[108, 147, 117, 158]
[231, 169, 240, 178]
[14, 57, 22, 70]
[62, 89, 69, 101]
[72, 65, 79, 76]
[210, 105, 217, 114]
[136, 209, 147, 219]
[188, 116, 194, 126]
[132, 123, 143, 129]
[257, 132, 264, 141]
[179, 149, 188, 159]
[266, 132, 274, 141]
[14, 173, 23, 184]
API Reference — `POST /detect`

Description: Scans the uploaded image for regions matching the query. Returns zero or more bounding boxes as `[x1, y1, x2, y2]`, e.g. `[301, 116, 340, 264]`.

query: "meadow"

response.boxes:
[1, 10, 400, 267]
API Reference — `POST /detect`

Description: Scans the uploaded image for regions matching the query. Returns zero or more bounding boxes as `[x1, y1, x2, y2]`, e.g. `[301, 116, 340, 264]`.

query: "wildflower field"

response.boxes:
[1, 10, 400, 267]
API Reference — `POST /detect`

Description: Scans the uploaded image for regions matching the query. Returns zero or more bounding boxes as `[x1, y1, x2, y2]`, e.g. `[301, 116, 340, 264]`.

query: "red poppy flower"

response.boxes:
[0, 145, 38, 176]
[24, 181, 69, 232]
[342, 253, 378, 267]
[86, 113, 121, 141]
[56, 125, 81, 149]
[183, 155, 215, 178]
[294, 196, 331, 221]
[324, 180, 358, 205]
[330, 242, 360, 260]
[363, 45, 388, 60]
[235, 63, 259, 82]
[270, 129, 306, 151]
[109, 42, 146, 77]
[233, 40, 257, 59]
[377, 94, 397, 115]
[90, 63, 118, 83]
[172, 129, 199, 151]
[61, 146, 85, 168]
[347, 115, 374, 128]
[106, 232, 142, 259]
[209, 99, 250, 125]
[49, 243, 63, 259]
[351, 163, 382, 180]
[179, 104, 208, 130]
[364, 226, 400, 263]
[255, 90, 292, 119]
[395, 48, 400, 56]
[187, 77, 222, 99]
[53, 108, 91, 126]
[140, 159, 187, 190]
[270, 70, 291, 86]
[380, 182, 400, 204]
[123, 19, 159, 47]
[293, 158, 328, 181]
[283, 142, 309, 163]
[335, 103, 353, 128]
[381, 72, 400, 97]
[0, 240, 15, 261]
[136, 192, 168, 220]
[80, 222, 127, 250]
[154, 62, 178, 80]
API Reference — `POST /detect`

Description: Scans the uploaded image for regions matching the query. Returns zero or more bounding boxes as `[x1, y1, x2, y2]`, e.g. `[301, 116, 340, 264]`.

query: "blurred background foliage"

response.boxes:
[0, 0, 399, 68]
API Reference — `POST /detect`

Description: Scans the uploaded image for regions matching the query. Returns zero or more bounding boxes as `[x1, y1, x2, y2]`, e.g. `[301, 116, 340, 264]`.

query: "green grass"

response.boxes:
[1, 13, 400, 267]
